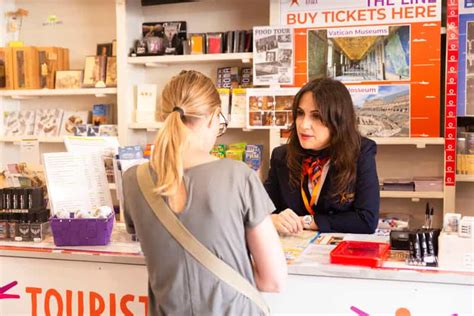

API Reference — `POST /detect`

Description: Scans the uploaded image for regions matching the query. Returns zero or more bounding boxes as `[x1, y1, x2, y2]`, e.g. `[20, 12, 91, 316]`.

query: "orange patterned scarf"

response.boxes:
[301, 156, 330, 215]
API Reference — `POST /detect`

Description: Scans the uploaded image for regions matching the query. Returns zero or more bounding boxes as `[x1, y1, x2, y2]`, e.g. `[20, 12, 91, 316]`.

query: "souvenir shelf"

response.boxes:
[0, 136, 64, 143]
[380, 191, 444, 201]
[369, 137, 445, 148]
[127, 53, 253, 67]
[456, 175, 474, 182]
[129, 121, 247, 130]
[0, 88, 117, 99]
[280, 137, 445, 148]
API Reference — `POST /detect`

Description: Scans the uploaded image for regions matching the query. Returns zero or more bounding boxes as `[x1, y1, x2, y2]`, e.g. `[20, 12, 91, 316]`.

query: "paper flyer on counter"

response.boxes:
[280, 230, 320, 264]
[253, 26, 294, 85]
[43, 152, 113, 216]
[278, 0, 442, 137]
[458, 0, 474, 116]
[246, 87, 299, 129]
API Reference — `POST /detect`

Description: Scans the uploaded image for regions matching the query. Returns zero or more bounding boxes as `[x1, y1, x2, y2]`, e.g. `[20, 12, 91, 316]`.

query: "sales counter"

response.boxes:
[0, 224, 472, 315]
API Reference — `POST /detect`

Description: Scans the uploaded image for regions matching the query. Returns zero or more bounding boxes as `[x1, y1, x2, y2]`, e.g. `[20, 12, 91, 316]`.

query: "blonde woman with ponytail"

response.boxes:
[123, 70, 286, 316]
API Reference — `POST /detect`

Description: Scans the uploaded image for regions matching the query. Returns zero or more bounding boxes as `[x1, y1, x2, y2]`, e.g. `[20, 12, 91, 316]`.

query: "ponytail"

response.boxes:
[151, 111, 189, 196]
[149, 70, 221, 196]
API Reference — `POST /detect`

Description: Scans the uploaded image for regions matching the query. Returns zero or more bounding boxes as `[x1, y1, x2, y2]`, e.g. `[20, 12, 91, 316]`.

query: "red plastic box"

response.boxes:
[330, 241, 391, 268]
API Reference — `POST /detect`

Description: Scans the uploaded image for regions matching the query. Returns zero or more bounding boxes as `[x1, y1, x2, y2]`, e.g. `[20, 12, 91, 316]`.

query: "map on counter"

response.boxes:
[280, 230, 320, 264]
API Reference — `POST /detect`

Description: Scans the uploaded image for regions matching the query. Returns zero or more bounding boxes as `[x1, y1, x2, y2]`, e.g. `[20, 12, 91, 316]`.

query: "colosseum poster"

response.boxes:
[279, 0, 441, 137]
[349, 85, 410, 137]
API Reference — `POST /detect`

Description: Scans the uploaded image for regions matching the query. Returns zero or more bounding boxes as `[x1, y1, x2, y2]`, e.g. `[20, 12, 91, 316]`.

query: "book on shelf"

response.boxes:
[92, 104, 114, 125]
[74, 124, 89, 136]
[59, 111, 90, 136]
[83, 56, 106, 87]
[37, 47, 68, 89]
[230, 88, 246, 125]
[33, 109, 64, 137]
[217, 88, 231, 119]
[98, 124, 118, 137]
[136, 84, 157, 111]
[240, 67, 253, 88]
[382, 178, 415, 191]
[105, 57, 117, 87]
[61, 48, 70, 70]
[0, 47, 14, 90]
[3, 110, 36, 137]
[0, 46, 69, 90]
[12, 47, 40, 90]
[87, 125, 100, 137]
[217, 66, 239, 89]
[413, 177, 443, 192]
[216, 66, 252, 90]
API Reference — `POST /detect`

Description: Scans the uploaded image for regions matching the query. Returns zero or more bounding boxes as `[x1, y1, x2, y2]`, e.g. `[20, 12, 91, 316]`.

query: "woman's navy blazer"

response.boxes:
[264, 137, 380, 233]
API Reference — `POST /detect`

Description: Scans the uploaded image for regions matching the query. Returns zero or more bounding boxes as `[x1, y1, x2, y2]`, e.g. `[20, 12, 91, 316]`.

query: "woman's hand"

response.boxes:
[271, 208, 303, 235]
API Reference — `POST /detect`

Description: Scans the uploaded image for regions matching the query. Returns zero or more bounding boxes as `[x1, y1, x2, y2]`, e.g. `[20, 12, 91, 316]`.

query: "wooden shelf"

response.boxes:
[0, 88, 117, 99]
[0, 136, 64, 143]
[129, 121, 247, 130]
[127, 53, 253, 67]
[369, 137, 444, 148]
[456, 175, 474, 182]
[280, 137, 444, 147]
[380, 191, 444, 201]
[129, 122, 164, 130]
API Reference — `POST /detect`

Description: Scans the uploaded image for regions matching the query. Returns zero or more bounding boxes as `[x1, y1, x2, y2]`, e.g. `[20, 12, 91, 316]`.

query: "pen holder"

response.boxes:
[405, 228, 440, 267]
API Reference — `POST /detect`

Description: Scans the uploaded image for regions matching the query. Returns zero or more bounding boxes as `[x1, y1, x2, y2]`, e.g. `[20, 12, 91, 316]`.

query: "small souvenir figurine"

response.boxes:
[135, 39, 147, 55]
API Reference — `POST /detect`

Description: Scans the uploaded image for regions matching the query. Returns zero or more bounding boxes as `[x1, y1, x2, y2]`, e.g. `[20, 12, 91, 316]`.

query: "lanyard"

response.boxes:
[301, 158, 330, 215]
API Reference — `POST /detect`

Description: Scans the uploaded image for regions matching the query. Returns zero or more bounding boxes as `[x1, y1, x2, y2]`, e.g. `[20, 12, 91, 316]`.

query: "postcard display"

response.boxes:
[278, 0, 442, 138]
[457, 0, 474, 116]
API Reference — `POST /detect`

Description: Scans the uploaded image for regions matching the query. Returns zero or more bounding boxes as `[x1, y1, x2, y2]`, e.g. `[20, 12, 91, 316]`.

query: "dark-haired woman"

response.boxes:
[264, 78, 380, 234]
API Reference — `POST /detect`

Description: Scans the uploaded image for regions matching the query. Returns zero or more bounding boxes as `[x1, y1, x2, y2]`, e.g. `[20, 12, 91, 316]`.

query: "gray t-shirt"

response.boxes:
[123, 159, 275, 316]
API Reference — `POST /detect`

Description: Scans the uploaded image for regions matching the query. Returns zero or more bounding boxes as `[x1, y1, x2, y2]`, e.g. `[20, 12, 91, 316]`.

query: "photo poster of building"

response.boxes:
[349, 84, 410, 137]
[457, 1, 474, 116]
[245, 84, 409, 135]
[279, 0, 442, 137]
[307, 25, 410, 82]
[246, 88, 299, 129]
[253, 26, 295, 85]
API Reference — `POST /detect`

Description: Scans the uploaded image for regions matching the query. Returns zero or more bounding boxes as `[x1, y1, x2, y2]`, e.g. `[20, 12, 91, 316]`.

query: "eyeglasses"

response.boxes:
[217, 112, 228, 137]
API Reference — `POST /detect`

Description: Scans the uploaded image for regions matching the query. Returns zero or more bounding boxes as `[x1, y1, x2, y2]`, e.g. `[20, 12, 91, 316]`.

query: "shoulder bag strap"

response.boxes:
[136, 163, 270, 316]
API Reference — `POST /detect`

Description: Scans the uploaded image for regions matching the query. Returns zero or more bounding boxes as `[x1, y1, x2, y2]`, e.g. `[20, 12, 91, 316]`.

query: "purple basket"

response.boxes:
[49, 212, 114, 246]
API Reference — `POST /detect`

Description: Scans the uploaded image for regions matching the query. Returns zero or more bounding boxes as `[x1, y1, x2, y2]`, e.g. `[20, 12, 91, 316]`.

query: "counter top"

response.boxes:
[0, 223, 144, 265]
[0, 226, 472, 285]
[290, 243, 474, 286]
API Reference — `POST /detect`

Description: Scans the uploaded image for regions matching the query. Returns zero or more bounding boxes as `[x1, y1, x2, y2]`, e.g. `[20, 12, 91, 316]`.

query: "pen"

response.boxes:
[429, 207, 434, 230]
[424, 202, 430, 229]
